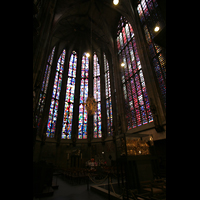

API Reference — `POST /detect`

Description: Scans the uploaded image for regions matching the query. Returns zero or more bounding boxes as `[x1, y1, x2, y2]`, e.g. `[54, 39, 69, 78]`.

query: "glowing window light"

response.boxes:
[154, 26, 160, 32]
[113, 0, 119, 5]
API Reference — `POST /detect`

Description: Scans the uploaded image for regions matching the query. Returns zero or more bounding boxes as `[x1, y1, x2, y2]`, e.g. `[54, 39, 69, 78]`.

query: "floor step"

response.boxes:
[35, 186, 54, 198]
[52, 180, 59, 189]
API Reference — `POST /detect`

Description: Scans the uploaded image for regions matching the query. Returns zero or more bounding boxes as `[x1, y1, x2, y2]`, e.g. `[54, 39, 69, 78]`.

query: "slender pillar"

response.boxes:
[100, 49, 107, 141]
[111, 45, 127, 134]
[72, 45, 82, 141]
[87, 44, 93, 143]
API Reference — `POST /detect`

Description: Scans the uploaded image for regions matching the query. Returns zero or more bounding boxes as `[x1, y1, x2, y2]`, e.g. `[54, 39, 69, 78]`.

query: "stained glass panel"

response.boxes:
[122, 27, 127, 46]
[125, 23, 131, 42]
[36, 47, 55, 130]
[78, 53, 89, 139]
[104, 53, 113, 136]
[93, 52, 102, 138]
[46, 49, 66, 138]
[117, 36, 121, 52]
[61, 51, 77, 139]
[117, 16, 153, 130]
[137, 0, 166, 107]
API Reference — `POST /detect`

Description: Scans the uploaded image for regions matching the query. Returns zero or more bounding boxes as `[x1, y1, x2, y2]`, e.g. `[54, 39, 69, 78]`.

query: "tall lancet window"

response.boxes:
[104, 53, 113, 136]
[117, 16, 153, 130]
[78, 53, 89, 139]
[93, 53, 102, 138]
[36, 46, 55, 128]
[137, 0, 166, 107]
[46, 49, 66, 138]
[61, 51, 77, 139]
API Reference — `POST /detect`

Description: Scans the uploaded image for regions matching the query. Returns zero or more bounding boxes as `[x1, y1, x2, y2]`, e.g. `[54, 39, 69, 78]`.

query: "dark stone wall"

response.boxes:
[33, 140, 116, 168]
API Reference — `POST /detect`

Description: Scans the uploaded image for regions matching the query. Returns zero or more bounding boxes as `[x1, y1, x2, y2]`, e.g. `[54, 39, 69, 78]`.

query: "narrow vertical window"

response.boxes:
[104, 53, 113, 136]
[46, 49, 66, 138]
[137, 0, 166, 107]
[78, 53, 89, 139]
[36, 46, 55, 128]
[116, 16, 153, 130]
[93, 53, 102, 138]
[61, 51, 77, 139]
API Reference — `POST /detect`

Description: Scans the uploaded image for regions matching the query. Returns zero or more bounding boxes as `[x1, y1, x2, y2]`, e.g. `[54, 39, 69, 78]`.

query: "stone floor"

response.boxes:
[33, 174, 108, 200]
[33, 173, 166, 200]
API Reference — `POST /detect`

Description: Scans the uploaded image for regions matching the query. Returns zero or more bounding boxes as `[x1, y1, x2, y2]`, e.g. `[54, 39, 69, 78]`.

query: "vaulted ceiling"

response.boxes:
[50, 0, 124, 52]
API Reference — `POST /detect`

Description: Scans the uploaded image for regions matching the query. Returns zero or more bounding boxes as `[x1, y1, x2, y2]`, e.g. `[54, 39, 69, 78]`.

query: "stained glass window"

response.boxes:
[61, 51, 77, 139]
[78, 53, 89, 139]
[46, 49, 66, 138]
[36, 46, 55, 129]
[137, 0, 166, 107]
[93, 53, 102, 138]
[117, 16, 153, 130]
[104, 53, 113, 136]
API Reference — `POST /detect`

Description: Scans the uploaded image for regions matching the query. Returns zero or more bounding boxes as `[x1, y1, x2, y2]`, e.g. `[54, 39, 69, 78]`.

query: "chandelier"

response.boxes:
[85, 95, 97, 115]
[84, 1, 97, 116]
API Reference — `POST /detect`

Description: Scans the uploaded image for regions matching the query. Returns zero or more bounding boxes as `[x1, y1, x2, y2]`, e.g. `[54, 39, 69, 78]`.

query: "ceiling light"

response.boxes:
[121, 62, 125, 67]
[113, 0, 119, 5]
[154, 26, 160, 32]
[86, 53, 90, 57]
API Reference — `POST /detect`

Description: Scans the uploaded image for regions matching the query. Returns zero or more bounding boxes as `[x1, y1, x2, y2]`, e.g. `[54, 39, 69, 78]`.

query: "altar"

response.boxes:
[85, 156, 107, 170]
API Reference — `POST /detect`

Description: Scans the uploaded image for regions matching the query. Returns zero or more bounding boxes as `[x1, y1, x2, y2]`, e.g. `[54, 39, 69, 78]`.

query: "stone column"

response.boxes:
[87, 45, 93, 145]
[99, 49, 107, 143]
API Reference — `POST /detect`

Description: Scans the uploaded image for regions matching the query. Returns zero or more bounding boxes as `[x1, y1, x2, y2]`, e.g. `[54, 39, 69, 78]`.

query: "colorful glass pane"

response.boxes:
[125, 23, 131, 42]
[46, 49, 65, 138]
[78, 53, 89, 139]
[122, 27, 127, 46]
[137, 0, 166, 107]
[141, 0, 150, 18]
[119, 32, 123, 49]
[104, 53, 113, 136]
[117, 16, 153, 130]
[61, 51, 77, 139]
[93, 52, 102, 138]
[137, 4, 145, 23]
[36, 47, 55, 130]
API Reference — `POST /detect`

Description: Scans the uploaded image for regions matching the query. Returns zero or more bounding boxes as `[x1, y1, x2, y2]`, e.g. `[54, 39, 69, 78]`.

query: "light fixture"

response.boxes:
[121, 62, 125, 67]
[113, 0, 119, 5]
[154, 26, 160, 32]
[86, 52, 90, 57]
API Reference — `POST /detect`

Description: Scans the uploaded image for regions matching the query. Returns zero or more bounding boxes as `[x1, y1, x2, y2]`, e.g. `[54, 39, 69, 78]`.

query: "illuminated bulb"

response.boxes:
[121, 62, 125, 67]
[86, 53, 90, 57]
[154, 26, 160, 32]
[113, 0, 119, 5]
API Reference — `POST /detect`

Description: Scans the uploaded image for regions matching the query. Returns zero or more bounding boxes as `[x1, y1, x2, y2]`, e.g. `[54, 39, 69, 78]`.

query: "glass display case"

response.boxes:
[116, 134, 154, 158]
[116, 134, 158, 191]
